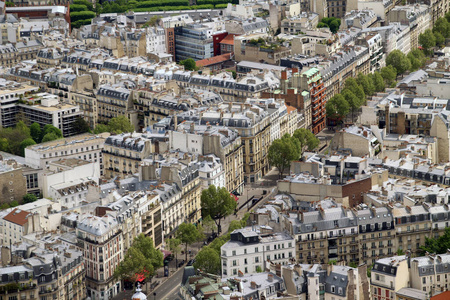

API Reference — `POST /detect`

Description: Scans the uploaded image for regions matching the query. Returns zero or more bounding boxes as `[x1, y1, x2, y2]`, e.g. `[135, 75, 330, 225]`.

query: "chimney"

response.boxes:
[292, 67, 299, 74]
[250, 281, 257, 289]
[267, 273, 274, 282]
[190, 122, 195, 133]
[281, 70, 287, 80]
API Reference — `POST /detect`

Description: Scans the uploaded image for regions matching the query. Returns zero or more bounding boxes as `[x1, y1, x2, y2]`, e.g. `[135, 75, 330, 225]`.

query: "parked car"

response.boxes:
[187, 259, 195, 266]
[178, 260, 185, 268]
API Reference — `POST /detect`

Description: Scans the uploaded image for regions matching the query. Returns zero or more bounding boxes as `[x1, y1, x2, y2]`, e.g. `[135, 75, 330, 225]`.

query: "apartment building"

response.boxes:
[132, 88, 221, 127]
[281, 12, 320, 34]
[371, 256, 410, 300]
[103, 133, 153, 178]
[145, 26, 166, 54]
[356, 207, 396, 265]
[36, 48, 63, 68]
[410, 253, 450, 295]
[330, 125, 382, 157]
[0, 244, 85, 300]
[173, 70, 277, 102]
[221, 226, 295, 277]
[0, 80, 38, 128]
[150, 182, 183, 238]
[76, 215, 123, 300]
[388, 5, 431, 50]
[0, 40, 43, 68]
[198, 155, 226, 189]
[234, 34, 291, 65]
[196, 102, 270, 184]
[0, 160, 27, 205]
[19, 94, 83, 137]
[285, 205, 358, 264]
[69, 74, 98, 129]
[96, 85, 133, 124]
[25, 133, 107, 174]
[1, 208, 40, 246]
[393, 205, 431, 255]
[174, 24, 214, 62]
[168, 122, 244, 195]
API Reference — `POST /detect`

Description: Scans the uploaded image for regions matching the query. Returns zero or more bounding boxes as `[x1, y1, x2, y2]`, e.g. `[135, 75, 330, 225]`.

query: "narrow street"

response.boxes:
[113, 167, 280, 300]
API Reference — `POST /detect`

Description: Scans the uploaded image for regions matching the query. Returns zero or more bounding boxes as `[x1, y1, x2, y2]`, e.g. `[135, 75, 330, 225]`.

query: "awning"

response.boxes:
[161, 249, 172, 259]
[231, 193, 239, 201]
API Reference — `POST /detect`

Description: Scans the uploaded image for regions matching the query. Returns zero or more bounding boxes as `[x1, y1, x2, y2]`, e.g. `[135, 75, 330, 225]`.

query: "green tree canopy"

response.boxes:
[114, 234, 163, 281]
[386, 50, 411, 75]
[20, 138, 36, 156]
[420, 227, 450, 255]
[73, 0, 93, 10]
[407, 49, 427, 72]
[344, 77, 366, 104]
[108, 116, 134, 134]
[42, 125, 62, 139]
[179, 58, 197, 71]
[176, 223, 204, 261]
[326, 94, 350, 126]
[419, 29, 436, 55]
[293, 128, 319, 157]
[166, 238, 182, 267]
[356, 73, 375, 97]
[202, 215, 217, 234]
[94, 124, 110, 134]
[41, 132, 60, 143]
[433, 17, 450, 38]
[341, 88, 361, 119]
[380, 65, 397, 87]
[201, 185, 236, 234]
[70, 4, 88, 12]
[30, 123, 41, 143]
[434, 31, 446, 47]
[23, 194, 38, 204]
[372, 72, 385, 92]
[193, 247, 221, 274]
[268, 134, 301, 178]
[73, 117, 91, 134]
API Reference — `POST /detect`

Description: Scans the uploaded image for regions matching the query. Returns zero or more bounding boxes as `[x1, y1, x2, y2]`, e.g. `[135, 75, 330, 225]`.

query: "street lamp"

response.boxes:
[153, 292, 156, 300]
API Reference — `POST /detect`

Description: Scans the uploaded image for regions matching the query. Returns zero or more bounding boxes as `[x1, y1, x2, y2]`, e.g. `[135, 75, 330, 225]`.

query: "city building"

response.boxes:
[221, 226, 295, 277]
[174, 24, 214, 62]
[76, 214, 123, 300]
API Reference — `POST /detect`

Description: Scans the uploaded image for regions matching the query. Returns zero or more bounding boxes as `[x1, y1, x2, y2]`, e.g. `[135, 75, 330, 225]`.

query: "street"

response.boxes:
[112, 167, 280, 300]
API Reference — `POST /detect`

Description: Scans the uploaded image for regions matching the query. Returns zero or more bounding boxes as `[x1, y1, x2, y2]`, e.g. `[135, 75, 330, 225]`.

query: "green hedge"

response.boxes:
[72, 19, 92, 28]
[136, 0, 189, 8]
[133, 4, 214, 11]
[70, 11, 96, 22]
[70, 4, 88, 12]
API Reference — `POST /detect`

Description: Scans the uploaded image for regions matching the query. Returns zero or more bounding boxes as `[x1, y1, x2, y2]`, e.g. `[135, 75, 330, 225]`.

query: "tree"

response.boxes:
[434, 31, 446, 48]
[228, 220, 244, 233]
[42, 125, 62, 140]
[201, 185, 236, 234]
[407, 49, 426, 71]
[344, 77, 365, 104]
[268, 134, 301, 178]
[108, 116, 134, 134]
[73, 117, 90, 134]
[193, 247, 221, 274]
[326, 94, 350, 127]
[20, 138, 36, 156]
[30, 123, 41, 143]
[419, 29, 436, 55]
[0, 138, 9, 152]
[317, 22, 329, 28]
[176, 223, 204, 261]
[372, 72, 385, 92]
[41, 132, 60, 143]
[356, 73, 375, 97]
[380, 65, 397, 87]
[433, 17, 450, 38]
[16, 121, 30, 138]
[420, 227, 450, 255]
[202, 215, 217, 234]
[329, 19, 340, 33]
[386, 50, 411, 76]
[23, 194, 38, 204]
[341, 88, 360, 120]
[179, 58, 197, 71]
[166, 238, 181, 268]
[114, 234, 163, 282]
[293, 128, 319, 157]
[94, 124, 110, 134]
